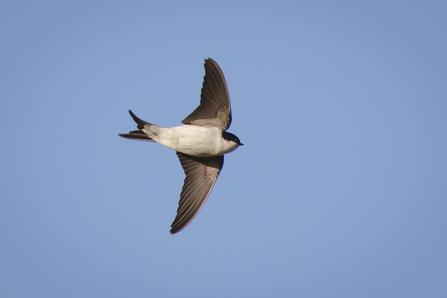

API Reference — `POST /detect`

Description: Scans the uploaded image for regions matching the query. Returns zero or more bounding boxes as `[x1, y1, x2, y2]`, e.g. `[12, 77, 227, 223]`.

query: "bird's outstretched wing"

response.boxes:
[170, 152, 224, 234]
[181, 58, 232, 130]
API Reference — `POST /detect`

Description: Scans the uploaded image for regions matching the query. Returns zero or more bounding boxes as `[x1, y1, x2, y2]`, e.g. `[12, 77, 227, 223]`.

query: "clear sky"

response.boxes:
[1, 1, 446, 297]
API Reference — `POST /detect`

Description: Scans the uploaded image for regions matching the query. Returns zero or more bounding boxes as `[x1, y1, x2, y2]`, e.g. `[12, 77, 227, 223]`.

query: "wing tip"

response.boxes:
[204, 58, 219, 69]
[170, 220, 191, 234]
[169, 226, 183, 234]
[170, 212, 195, 235]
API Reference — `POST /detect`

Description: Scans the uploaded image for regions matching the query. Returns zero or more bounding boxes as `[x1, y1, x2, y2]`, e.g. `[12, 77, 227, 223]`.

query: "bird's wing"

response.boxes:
[181, 58, 232, 130]
[170, 152, 224, 234]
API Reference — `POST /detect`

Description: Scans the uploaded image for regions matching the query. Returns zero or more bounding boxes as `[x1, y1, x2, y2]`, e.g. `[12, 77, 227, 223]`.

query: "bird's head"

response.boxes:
[222, 131, 243, 146]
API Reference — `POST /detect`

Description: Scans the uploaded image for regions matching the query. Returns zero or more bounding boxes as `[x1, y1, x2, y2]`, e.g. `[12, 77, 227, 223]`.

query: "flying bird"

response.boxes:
[119, 58, 243, 234]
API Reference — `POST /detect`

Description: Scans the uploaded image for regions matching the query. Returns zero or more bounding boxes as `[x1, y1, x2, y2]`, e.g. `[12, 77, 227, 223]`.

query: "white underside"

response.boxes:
[142, 125, 238, 157]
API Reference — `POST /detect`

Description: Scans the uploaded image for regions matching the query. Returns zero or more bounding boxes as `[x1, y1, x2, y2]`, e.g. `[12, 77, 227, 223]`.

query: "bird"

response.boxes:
[119, 58, 243, 234]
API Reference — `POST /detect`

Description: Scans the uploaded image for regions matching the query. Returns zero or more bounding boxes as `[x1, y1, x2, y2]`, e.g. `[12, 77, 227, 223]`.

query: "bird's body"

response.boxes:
[136, 123, 239, 157]
[119, 58, 242, 234]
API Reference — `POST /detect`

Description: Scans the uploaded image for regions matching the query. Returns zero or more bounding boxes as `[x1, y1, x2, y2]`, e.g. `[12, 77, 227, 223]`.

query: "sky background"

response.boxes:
[1, 1, 446, 297]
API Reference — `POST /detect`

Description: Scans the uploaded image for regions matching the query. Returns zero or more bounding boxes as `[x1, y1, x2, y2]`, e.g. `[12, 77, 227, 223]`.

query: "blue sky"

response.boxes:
[1, 1, 446, 297]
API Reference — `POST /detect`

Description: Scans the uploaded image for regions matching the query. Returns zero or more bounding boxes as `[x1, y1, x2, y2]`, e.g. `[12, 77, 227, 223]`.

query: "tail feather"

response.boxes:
[118, 130, 155, 142]
[129, 110, 153, 130]
[119, 110, 157, 142]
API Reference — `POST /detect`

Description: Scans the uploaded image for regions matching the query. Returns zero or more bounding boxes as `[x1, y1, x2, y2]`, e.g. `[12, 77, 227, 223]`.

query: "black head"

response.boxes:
[222, 131, 243, 146]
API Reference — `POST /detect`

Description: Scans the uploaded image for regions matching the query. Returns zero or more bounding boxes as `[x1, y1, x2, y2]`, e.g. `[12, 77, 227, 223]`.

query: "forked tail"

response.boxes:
[118, 110, 156, 142]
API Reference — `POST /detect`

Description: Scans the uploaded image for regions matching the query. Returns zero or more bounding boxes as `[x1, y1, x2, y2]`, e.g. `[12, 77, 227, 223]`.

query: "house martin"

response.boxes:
[119, 58, 243, 234]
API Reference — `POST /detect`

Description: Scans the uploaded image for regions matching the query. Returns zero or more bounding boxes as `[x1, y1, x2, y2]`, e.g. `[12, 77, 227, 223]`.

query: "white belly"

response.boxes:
[156, 125, 236, 156]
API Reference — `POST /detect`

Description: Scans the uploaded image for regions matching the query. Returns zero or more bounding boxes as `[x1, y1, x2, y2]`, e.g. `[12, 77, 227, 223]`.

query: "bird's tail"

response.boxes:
[118, 110, 159, 142]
